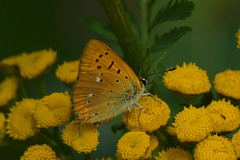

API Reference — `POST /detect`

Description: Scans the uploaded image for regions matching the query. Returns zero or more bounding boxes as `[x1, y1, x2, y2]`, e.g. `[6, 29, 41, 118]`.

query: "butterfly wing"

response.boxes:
[72, 39, 144, 124]
[72, 70, 142, 124]
[78, 39, 139, 82]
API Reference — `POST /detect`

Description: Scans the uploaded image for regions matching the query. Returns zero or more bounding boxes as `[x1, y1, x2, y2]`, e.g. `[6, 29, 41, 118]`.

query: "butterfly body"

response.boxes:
[72, 39, 146, 125]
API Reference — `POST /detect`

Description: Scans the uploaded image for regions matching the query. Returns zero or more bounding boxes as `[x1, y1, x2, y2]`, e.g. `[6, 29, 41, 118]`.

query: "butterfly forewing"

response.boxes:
[78, 39, 138, 82]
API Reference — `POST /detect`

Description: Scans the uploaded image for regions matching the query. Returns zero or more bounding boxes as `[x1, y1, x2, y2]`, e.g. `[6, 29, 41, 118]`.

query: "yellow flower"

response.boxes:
[206, 99, 240, 133]
[236, 28, 240, 49]
[0, 54, 21, 76]
[214, 69, 240, 100]
[34, 92, 72, 128]
[0, 55, 20, 67]
[145, 134, 159, 159]
[170, 106, 213, 142]
[6, 98, 39, 140]
[194, 134, 237, 160]
[61, 121, 99, 154]
[163, 62, 211, 99]
[0, 112, 6, 142]
[55, 60, 79, 84]
[17, 49, 57, 79]
[20, 144, 60, 160]
[231, 129, 240, 158]
[0, 76, 19, 107]
[116, 131, 150, 160]
[155, 147, 193, 160]
[122, 96, 170, 132]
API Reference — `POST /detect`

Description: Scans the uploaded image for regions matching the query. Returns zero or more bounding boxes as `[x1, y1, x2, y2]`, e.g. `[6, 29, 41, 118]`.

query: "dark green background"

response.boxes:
[1, 0, 240, 159]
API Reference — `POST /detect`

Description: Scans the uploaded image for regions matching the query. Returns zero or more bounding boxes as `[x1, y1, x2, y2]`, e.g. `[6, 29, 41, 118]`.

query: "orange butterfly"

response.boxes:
[72, 39, 154, 127]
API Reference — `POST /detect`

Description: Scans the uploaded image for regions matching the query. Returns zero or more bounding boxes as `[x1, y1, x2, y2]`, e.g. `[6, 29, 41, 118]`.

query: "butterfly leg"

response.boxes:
[142, 92, 161, 103]
[134, 103, 142, 129]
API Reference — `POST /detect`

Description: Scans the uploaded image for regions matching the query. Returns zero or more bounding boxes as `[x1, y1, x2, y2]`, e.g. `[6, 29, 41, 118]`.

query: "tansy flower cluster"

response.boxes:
[1, 30, 240, 160]
[0, 49, 57, 79]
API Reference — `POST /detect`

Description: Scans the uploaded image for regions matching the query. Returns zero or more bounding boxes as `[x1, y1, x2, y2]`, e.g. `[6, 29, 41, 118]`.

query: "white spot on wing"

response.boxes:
[96, 76, 100, 82]
[88, 94, 94, 97]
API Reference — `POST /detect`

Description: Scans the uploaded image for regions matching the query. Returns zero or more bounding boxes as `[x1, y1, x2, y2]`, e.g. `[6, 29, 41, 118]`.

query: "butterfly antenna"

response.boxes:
[145, 67, 176, 77]
[139, 47, 150, 76]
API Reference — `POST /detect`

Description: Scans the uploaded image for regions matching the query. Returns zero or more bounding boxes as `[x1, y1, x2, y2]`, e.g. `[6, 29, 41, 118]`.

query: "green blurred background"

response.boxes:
[0, 0, 240, 159]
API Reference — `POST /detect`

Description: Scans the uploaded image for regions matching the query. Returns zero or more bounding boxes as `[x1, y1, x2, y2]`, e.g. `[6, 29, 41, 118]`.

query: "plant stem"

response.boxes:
[36, 76, 47, 97]
[100, 0, 144, 74]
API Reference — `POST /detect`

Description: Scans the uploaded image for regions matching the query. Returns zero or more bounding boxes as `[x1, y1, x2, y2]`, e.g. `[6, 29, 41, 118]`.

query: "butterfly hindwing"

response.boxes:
[72, 70, 140, 124]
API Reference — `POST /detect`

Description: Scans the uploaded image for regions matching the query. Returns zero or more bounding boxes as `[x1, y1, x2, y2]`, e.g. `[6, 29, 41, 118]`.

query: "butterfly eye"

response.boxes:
[140, 78, 148, 87]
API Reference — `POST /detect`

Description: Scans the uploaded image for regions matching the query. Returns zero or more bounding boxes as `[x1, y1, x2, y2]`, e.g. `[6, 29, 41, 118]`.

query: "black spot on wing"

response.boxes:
[108, 61, 114, 70]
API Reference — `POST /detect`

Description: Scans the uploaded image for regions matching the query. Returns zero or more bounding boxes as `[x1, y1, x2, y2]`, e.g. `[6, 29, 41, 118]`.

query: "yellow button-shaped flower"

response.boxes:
[55, 60, 79, 84]
[6, 98, 39, 140]
[171, 106, 213, 142]
[62, 121, 99, 154]
[17, 49, 57, 79]
[34, 92, 72, 128]
[0, 76, 19, 107]
[194, 134, 237, 160]
[206, 99, 240, 133]
[214, 69, 240, 100]
[163, 62, 211, 99]
[117, 131, 150, 160]
[155, 147, 193, 160]
[20, 144, 59, 160]
[231, 129, 240, 158]
[122, 96, 170, 132]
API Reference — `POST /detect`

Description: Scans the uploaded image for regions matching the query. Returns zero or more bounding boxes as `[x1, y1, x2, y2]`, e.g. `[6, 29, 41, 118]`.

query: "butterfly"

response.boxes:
[72, 39, 156, 127]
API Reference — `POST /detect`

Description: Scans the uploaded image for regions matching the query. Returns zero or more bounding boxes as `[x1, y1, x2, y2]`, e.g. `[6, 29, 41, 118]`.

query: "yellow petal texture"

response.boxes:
[163, 62, 211, 96]
[122, 96, 170, 132]
[17, 49, 57, 79]
[0, 112, 6, 142]
[214, 69, 240, 100]
[6, 98, 39, 140]
[194, 134, 237, 160]
[20, 144, 59, 160]
[55, 60, 79, 84]
[144, 134, 159, 159]
[231, 129, 240, 158]
[0, 54, 21, 68]
[0, 76, 19, 107]
[155, 147, 193, 160]
[116, 131, 150, 160]
[236, 28, 240, 49]
[171, 106, 213, 142]
[62, 121, 99, 154]
[206, 99, 240, 133]
[34, 92, 72, 128]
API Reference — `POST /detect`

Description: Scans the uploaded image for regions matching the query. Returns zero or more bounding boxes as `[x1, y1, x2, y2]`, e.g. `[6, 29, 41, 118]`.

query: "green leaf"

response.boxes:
[151, 0, 195, 29]
[151, 26, 193, 52]
[78, 15, 117, 42]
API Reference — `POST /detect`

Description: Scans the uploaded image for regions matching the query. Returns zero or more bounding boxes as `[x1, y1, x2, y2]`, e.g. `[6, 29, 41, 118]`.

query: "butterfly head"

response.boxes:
[138, 76, 148, 87]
